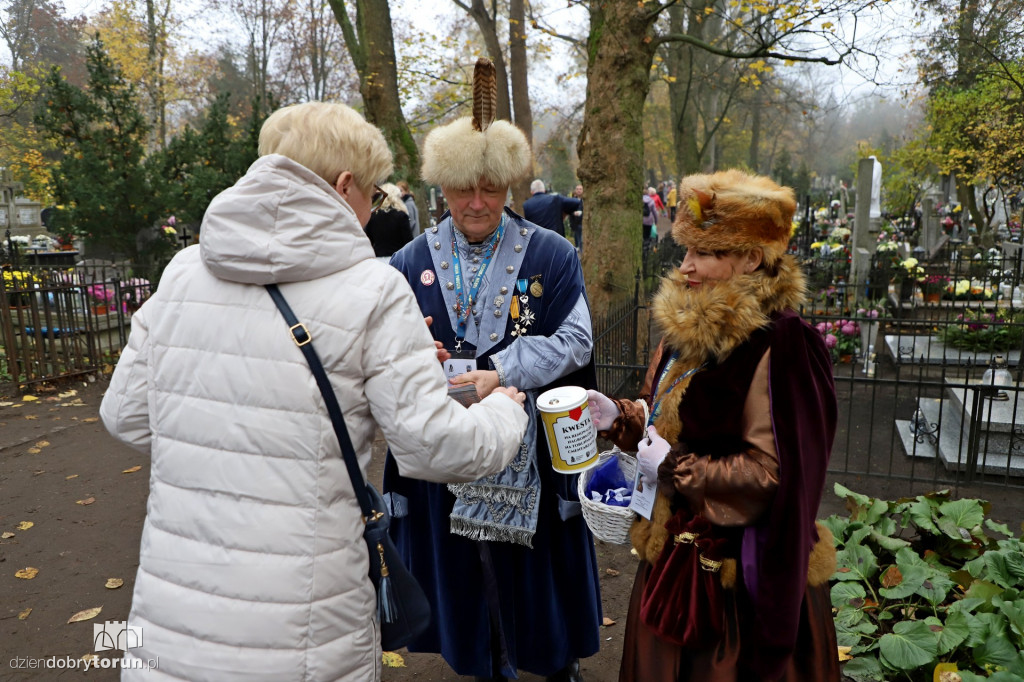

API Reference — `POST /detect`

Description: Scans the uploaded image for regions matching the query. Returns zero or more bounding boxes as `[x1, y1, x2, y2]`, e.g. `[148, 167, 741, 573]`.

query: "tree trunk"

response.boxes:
[577, 0, 658, 311]
[748, 93, 761, 173]
[508, 0, 533, 210]
[330, 0, 421, 196]
[666, 4, 700, 175]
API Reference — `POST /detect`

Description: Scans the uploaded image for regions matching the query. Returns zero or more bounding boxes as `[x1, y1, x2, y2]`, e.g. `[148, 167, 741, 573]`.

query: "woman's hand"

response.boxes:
[492, 385, 526, 407]
[451, 369, 501, 399]
[636, 425, 670, 482]
[586, 389, 619, 431]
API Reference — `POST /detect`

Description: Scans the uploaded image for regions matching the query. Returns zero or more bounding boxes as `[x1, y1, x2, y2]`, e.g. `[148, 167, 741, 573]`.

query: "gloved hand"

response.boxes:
[636, 425, 671, 483]
[587, 389, 620, 431]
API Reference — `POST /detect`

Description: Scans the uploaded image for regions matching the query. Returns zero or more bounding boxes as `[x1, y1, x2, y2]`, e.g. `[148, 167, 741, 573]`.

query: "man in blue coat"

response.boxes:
[383, 58, 600, 682]
[522, 179, 582, 238]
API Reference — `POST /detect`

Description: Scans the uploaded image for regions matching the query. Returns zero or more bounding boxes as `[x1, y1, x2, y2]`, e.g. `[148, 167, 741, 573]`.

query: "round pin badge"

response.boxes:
[420, 270, 436, 286]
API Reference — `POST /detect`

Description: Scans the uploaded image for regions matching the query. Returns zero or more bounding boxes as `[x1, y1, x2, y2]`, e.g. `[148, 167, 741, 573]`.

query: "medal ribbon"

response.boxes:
[648, 352, 706, 427]
[452, 214, 506, 343]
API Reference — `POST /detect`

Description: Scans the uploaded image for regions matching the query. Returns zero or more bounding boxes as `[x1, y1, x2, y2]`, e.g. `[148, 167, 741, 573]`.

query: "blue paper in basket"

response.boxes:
[585, 455, 631, 507]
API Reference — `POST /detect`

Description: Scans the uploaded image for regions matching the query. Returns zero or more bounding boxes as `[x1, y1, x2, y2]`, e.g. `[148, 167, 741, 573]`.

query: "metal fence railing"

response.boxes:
[1, 262, 155, 387]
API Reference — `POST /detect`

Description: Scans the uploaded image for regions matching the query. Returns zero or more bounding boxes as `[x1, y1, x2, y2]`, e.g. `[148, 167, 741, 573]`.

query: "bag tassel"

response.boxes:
[376, 542, 397, 624]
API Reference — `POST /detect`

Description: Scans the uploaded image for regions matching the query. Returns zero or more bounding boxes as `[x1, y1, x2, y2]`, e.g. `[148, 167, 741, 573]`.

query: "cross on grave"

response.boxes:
[178, 228, 192, 248]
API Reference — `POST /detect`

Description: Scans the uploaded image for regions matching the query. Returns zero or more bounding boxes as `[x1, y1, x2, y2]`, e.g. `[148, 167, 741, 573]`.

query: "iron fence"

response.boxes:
[591, 246, 1024, 494]
[1, 263, 154, 386]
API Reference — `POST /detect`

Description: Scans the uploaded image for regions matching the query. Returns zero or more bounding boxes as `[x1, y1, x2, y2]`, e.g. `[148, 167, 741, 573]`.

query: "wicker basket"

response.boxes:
[577, 447, 637, 545]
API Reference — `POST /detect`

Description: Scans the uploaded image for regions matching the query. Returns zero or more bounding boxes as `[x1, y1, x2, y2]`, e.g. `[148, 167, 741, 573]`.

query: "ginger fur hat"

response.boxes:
[421, 58, 532, 190]
[673, 169, 797, 265]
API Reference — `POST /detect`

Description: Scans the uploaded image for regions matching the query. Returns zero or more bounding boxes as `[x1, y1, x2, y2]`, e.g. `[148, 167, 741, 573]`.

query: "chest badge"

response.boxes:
[420, 270, 436, 286]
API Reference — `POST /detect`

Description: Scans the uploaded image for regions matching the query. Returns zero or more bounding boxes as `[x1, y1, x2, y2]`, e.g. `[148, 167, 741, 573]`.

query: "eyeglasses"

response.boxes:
[370, 185, 386, 215]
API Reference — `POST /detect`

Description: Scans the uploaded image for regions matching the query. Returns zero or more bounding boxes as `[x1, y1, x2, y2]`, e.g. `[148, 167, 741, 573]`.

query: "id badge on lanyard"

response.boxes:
[444, 350, 480, 407]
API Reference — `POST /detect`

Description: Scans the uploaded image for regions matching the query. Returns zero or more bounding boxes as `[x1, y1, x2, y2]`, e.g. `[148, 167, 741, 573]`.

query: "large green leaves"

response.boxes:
[878, 620, 938, 670]
[836, 543, 879, 583]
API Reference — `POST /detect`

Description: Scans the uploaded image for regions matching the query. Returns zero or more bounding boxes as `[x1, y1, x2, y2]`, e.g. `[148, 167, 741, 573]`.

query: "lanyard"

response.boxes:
[648, 351, 705, 426]
[452, 215, 506, 346]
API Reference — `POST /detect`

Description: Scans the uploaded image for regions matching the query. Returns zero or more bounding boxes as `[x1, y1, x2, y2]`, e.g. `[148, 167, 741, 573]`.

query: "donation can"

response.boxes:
[536, 386, 599, 474]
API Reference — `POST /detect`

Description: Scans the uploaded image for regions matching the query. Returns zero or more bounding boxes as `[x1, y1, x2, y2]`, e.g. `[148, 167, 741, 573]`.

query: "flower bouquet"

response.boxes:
[938, 309, 1024, 352]
[86, 284, 115, 314]
[816, 319, 861, 363]
[921, 274, 950, 301]
[945, 279, 996, 302]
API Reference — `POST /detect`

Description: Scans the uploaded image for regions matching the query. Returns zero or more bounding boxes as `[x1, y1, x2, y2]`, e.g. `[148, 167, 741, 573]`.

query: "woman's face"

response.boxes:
[678, 248, 762, 288]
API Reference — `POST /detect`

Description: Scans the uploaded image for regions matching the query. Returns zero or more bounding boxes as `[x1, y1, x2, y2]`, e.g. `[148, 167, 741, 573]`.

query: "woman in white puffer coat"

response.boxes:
[100, 101, 529, 682]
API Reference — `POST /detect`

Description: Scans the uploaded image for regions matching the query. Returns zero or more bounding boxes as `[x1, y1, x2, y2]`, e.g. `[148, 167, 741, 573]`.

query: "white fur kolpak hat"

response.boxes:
[420, 59, 532, 190]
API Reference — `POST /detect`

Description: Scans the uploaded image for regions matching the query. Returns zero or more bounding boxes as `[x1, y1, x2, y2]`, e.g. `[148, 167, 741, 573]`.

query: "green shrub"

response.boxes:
[825, 483, 1024, 681]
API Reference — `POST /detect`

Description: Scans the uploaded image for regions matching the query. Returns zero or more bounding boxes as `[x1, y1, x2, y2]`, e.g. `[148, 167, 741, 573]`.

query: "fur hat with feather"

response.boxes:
[421, 58, 532, 189]
[673, 169, 796, 265]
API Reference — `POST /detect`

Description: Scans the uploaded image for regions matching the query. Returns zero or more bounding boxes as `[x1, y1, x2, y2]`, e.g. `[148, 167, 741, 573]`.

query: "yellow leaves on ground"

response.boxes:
[605, 568, 621, 577]
[934, 662, 959, 681]
[66, 474, 78, 480]
[105, 578, 124, 589]
[381, 651, 405, 667]
[602, 617, 616, 627]
[122, 465, 142, 474]
[67, 606, 102, 623]
[17, 521, 33, 530]
[15, 567, 39, 579]
[18, 608, 32, 620]
[837, 645, 853, 661]
[2, 532, 15, 538]
[21, 395, 39, 402]
[24, 415, 37, 420]
[27, 440, 47, 453]
[76, 497, 95, 505]
[82, 417, 98, 423]
[58, 390, 77, 399]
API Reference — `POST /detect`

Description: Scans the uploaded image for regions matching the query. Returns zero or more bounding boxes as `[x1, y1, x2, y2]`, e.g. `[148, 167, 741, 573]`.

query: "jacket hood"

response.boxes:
[200, 154, 374, 284]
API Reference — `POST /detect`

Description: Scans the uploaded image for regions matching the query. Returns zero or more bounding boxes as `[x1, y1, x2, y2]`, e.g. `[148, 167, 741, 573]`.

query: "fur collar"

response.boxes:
[652, 254, 807, 368]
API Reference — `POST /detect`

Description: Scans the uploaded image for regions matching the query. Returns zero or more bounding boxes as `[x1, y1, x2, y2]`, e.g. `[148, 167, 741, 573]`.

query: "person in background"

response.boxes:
[384, 58, 600, 682]
[589, 169, 839, 682]
[398, 179, 421, 236]
[666, 181, 677, 223]
[100, 100, 529, 682]
[642, 188, 658, 248]
[522, 178, 583, 238]
[365, 182, 413, 260]
[568, 183, 585, 255]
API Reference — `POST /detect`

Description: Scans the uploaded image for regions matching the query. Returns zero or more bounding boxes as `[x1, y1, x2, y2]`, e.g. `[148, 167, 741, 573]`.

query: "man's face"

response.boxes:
[443, 179, 509, 241]
[574, 184, 583, 198]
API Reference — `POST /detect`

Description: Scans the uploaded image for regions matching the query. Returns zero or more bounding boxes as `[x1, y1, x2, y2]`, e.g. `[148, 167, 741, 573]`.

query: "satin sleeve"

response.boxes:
[660, 348, 779, 526]
[598, 342, 665, 451]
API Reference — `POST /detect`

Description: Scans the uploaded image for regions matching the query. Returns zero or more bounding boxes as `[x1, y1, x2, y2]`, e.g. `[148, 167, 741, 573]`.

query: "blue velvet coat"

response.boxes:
[383, 210, 602, 677]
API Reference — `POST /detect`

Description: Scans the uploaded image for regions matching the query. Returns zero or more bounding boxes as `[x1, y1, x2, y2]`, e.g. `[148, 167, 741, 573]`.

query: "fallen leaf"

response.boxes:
[33, 470, 45, 476]
[67, 606, 102, 623]
[26, 448, 41, 454]
[105, 578, 124, 589]
[58, 390, 77, 399]
[66, 474, 78, 480]
[82, 417, 98, 423]
[76, 497, 95, 505]
[18, 608, 32, 620]
[605, 568, 620, 577]
[24, 415, 37, 420]
[2, 531, 15, 539]
[15, 567, 39, 579]
[81, 654, 100, 670]
[837, 645, 853, 662]
[21, 395, 39, 402]
[122, 466, 142, 474]
[0, 401, 14, 407]
[17, 521, 33, 530]
[602, 616, 616, 627]
[381, 651, 405, 668]
[35, 440, 50, 447]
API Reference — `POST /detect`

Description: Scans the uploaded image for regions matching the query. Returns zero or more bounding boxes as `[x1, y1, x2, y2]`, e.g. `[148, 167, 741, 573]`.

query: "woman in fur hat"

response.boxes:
[588, 169, 840, 681]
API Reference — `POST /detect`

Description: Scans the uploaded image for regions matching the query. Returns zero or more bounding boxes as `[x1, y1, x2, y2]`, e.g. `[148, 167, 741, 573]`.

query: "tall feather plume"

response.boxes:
[471, 57, 497, 132]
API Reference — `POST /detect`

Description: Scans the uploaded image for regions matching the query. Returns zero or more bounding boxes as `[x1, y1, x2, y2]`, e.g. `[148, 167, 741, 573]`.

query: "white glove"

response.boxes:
[636, 425, 671, 483]
[587, 389, 619, 431]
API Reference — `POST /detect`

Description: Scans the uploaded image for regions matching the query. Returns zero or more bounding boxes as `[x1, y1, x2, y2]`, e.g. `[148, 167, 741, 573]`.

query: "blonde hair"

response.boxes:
[378, 183, 408, 214]
[258, 102, 393, 191]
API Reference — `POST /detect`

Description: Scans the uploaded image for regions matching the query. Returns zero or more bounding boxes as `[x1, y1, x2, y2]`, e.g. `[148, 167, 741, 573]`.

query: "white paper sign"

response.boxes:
[628, 467, 657, 519]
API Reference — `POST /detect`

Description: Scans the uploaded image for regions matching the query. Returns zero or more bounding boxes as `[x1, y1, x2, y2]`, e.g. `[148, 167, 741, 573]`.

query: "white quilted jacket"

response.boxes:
[100, 155, 527, 681]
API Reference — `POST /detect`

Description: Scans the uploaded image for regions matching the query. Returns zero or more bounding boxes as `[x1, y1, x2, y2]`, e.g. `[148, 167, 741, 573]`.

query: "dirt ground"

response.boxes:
[2, 371, 1022, 682]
